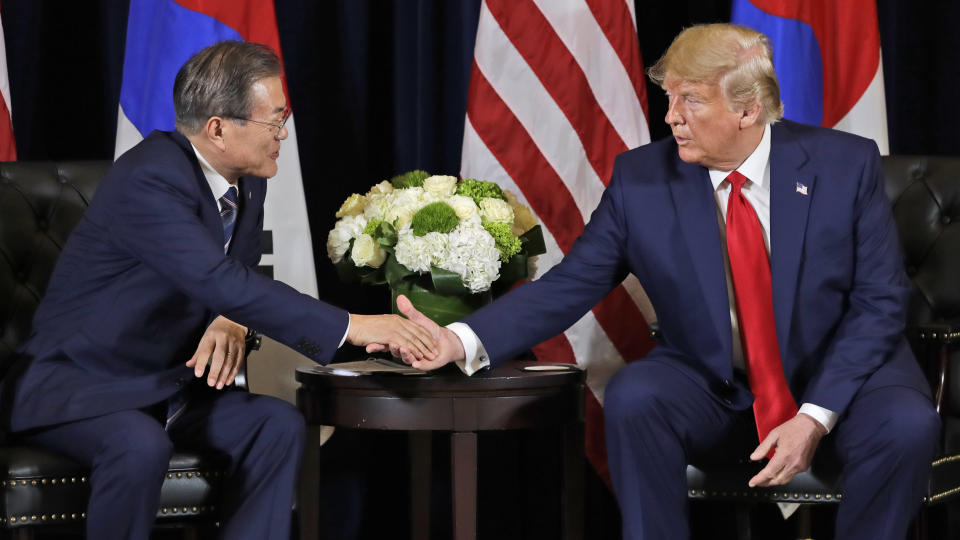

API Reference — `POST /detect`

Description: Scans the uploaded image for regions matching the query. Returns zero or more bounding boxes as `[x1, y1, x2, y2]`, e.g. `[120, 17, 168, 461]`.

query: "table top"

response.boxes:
[295, 359, 584, 396]
[295, 360, 585, 431]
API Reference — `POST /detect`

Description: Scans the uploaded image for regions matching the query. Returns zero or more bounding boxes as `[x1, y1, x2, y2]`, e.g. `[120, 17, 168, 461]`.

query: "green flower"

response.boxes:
[456, 178, 505, 205]
[483, 221, 522, 262]
[363, 218, 384, 236]
[390, 170, 431, 189]
[411, 202, 460, 237]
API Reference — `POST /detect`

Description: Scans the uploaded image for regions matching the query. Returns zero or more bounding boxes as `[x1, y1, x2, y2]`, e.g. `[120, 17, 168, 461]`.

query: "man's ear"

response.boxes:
[204, 117, 227, 151]
[739, 101, 763, 130]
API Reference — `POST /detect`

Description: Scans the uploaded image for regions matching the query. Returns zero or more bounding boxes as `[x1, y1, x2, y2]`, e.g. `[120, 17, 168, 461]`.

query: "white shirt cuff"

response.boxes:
[446, 322, 490, 376]
[798, 402, 838, 433]
[338, 315, 351, 348]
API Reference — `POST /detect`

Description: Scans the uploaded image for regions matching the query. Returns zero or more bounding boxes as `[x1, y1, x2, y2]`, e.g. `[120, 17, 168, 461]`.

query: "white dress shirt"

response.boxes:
[449, 125, 837, 433]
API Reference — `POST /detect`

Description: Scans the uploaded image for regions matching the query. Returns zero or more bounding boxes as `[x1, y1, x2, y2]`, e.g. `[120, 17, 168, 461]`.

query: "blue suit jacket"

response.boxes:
[464, 120, 929, 417]
[2, 130, 347, 432]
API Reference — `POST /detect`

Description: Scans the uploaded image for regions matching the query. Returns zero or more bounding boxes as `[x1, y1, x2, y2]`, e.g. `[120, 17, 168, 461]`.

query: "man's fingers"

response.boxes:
[397, 295, 435, 329]
[366, 343, 388, 353]
[207, 339, 226, 387]
[216, 344, 242, 389]
[191, 340, 214, 376]
[750, 432, 777, 461]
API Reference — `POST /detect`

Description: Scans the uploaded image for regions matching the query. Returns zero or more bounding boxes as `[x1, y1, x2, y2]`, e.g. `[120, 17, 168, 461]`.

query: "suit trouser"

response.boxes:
[23, 388, 306, 540]
[604, 360, 940, 540]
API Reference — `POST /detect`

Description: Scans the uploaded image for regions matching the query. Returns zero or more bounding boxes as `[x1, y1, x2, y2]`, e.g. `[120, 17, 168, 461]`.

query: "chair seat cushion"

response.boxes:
[687, 461, 843, 504]
[1, 445, 227, 529]
[688, 452, 960, 505]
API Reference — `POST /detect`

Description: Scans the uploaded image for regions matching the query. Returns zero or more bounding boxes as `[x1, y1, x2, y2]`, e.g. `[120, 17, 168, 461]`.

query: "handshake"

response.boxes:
[346, 294, 466, 370]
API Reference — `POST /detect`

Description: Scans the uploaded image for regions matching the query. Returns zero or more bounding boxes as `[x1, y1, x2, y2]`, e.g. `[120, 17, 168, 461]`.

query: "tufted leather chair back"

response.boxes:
[883, 155, 960, 454]
[0, 161, 111, 372]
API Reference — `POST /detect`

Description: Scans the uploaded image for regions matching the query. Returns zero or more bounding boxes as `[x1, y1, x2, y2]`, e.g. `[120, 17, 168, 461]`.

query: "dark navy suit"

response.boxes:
[1, 130, 347, 539]
[463, 121, 939, 539]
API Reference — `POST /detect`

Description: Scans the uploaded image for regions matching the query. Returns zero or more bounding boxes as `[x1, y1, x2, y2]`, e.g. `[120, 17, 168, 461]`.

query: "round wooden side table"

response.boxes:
[295, 360, 585, 540]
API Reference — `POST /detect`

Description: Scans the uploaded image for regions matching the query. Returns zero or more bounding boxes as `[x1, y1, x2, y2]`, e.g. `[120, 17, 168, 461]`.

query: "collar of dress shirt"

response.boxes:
[707, 124, 771, 192]
[191, 143, 236, 207]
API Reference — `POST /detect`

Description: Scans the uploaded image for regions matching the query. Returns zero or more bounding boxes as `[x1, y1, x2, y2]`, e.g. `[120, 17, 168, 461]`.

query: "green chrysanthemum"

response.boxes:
[483, 221, 522, 262]
[363, 218, 384, 236]
[456, 178, 505, 205]
[390, 170, 431, 189]
[411, 202, 460, 237]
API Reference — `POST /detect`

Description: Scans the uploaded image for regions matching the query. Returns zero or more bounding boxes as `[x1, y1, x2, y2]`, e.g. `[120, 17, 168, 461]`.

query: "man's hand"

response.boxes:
[186, 315, 247, 389]
[347, 310, 438, 361]
[366, 295, 466, 370]
[748, 413, 827, 487]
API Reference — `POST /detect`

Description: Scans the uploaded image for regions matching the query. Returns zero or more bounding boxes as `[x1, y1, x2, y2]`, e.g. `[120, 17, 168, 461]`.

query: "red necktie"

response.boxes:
[725, 171, 797, 444]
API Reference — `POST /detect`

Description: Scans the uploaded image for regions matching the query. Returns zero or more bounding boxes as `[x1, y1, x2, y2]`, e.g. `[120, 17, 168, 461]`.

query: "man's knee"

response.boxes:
[95, 421, 173, 474]
[853, 392, 940, 463]
[605, 363, 670, 429]
[255, 398, 306, 450]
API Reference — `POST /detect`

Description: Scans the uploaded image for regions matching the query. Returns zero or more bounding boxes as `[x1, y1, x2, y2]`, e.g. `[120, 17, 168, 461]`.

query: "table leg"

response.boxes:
[409, 431, 432, 540]
[451, 431, 478, 540]
[562, 421, 584, 540]
[298, 424, 324, 540]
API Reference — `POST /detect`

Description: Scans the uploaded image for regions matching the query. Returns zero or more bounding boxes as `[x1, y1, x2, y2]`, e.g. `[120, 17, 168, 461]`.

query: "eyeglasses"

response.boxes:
[230, 108, 290, 138]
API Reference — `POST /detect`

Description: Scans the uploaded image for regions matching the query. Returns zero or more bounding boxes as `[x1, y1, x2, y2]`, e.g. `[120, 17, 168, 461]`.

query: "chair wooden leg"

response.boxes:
[795, 505, 813, 540]
[735, 504, 752, 540]
[9, 528, 35, 540]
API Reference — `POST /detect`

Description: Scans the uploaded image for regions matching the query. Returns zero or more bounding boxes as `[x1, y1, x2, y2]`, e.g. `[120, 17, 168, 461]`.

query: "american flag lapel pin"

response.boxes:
[795, 182, 808, 196]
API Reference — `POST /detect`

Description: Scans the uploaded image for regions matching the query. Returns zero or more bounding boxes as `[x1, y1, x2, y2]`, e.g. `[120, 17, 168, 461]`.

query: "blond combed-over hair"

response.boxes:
[648, 23, 784, 124]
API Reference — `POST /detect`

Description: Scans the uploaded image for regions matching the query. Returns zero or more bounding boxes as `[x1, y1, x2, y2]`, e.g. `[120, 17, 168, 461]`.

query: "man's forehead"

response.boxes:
[663, 74, 719, 96]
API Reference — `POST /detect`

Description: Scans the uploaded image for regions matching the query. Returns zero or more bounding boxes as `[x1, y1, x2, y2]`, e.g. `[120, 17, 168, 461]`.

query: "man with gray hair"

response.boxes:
[0, 41, 436, 539]
[394, 23, 938, 539]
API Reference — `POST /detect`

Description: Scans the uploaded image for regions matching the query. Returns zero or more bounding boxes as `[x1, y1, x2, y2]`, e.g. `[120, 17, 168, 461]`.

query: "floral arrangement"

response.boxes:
[326, 170, 545, 324]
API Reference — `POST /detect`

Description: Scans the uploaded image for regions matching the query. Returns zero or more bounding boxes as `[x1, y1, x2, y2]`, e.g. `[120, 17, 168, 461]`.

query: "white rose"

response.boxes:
[423, 175, 458, 198]
[326, 215, 368, 263]
[366, 180, 394, 196]
[350, 233, 387, 268]
[479, 197, 514, 224]
[447, 195, 479, 221]
[335, 193, 367, 218]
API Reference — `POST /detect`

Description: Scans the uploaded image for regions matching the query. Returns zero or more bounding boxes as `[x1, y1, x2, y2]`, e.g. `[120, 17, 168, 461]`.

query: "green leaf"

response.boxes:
[430, 266, 471, 296]
[384, 254, 414, 287]
[519, 225, 546, 256]
[497, 253, 529, 286]
[334, 253, 361, 283]
[391, 281, 491, 327]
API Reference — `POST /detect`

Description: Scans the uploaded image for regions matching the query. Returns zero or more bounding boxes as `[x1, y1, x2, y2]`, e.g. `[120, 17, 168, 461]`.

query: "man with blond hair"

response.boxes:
[393, 23, 939, 539]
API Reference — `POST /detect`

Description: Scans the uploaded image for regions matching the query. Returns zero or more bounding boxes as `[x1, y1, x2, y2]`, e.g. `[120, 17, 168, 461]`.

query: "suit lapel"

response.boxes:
[169, 130, 233, 247]
[769, 123, 815, 363]
[668, 158, 732, 364]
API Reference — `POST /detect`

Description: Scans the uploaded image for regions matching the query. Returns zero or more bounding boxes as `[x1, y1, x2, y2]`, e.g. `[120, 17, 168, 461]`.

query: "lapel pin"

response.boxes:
[248, 191, 252, 200]
[795, 182, 808, 196]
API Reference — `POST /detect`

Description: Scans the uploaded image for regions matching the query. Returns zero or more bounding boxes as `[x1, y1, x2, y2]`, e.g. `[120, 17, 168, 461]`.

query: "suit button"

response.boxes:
[722, 379, 732, 387]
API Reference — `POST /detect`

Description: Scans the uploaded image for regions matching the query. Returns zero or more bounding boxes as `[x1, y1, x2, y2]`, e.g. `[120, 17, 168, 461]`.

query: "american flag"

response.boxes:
[0, 3, 16, 161]
[460, 0, 656, 481]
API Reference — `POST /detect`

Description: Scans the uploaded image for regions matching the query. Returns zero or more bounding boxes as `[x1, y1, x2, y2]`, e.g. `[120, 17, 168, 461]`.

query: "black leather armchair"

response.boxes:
[685, 155, 960, 539]
[0, 161, 246, 539]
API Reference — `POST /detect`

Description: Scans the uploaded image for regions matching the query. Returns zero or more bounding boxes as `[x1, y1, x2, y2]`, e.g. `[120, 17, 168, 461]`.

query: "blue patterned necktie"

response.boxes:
[220, 186, 239, 253]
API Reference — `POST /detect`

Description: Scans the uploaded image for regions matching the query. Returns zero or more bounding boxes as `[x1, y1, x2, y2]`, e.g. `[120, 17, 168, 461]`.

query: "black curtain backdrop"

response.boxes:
[2, 1, 957, 538]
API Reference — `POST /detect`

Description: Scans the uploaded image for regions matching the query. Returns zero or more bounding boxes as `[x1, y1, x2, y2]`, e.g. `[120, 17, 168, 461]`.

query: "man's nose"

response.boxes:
[664, 96, 682, 126]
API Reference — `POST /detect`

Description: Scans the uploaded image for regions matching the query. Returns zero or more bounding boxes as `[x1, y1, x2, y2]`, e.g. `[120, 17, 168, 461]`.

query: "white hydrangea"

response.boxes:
[394, 229, 448, 273]
[326, 214, 368, 263]
[436, 222, 501, 293]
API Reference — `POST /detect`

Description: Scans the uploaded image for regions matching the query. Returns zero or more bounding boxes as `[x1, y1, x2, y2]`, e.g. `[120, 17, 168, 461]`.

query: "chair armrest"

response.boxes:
[909, 320, 960, 418]
[912, 321, 960, 345]
[233, 330, 261, 391]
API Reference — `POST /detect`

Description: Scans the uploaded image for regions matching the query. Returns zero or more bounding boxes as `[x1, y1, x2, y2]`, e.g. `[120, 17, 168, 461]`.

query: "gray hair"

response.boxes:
[173, 41, 282, 134]
[648, 24, 784, 124]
